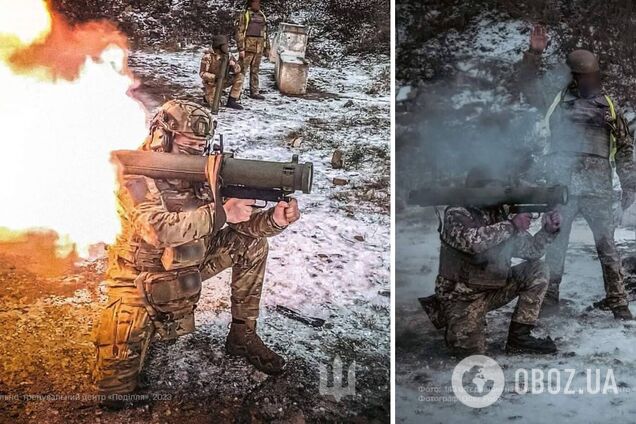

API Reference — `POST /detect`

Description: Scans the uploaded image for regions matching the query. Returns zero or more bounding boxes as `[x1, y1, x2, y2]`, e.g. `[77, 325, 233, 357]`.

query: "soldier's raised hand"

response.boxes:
[272, 198, 301, 227]
[223, 198, 255, 223]
[529, 24, 548, 54]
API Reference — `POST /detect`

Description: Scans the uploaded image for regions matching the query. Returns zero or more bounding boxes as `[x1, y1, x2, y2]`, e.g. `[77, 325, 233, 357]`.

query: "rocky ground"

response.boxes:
[0, 38, 390, 424]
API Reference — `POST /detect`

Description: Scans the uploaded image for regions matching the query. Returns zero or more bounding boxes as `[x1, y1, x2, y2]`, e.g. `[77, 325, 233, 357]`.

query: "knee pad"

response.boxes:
[142, 269, 201, 315]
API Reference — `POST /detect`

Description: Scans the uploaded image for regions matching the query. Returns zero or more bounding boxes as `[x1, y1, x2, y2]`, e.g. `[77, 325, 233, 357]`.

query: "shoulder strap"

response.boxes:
[605, 95, 617, 167]
[543, 88, 566, 135]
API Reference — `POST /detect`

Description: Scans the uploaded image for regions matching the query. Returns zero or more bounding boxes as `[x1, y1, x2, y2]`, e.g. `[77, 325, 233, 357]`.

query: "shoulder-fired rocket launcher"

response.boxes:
[408, 185, 569, 213]
[110, 150, 313, 204]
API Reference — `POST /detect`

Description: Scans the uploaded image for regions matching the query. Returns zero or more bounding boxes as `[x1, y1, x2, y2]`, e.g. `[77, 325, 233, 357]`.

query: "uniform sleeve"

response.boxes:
[441, 207, 515, 255]
[512, 228, 557, 260]
[235, 12, 247, 51]
[229, 208, 286, 238]
[514, 49, 550, 110]
[199, 54, 215, 82]
[264, 13, 271, 51]
[614, 111, 636, 192]
[121, 176, 218, 248]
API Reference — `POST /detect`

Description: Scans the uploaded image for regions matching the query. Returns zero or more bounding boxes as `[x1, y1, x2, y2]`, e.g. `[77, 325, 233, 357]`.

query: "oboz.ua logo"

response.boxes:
[319, 355, 356, 402]
[451, 355, 505, 408]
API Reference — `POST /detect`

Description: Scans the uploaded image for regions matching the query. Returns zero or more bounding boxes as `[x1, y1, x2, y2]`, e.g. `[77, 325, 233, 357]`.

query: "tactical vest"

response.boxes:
[546, 90, 616, 161]
[245, 10, 266, 38]
[129, 178, 213, 272]
[437, 208, 514, 290]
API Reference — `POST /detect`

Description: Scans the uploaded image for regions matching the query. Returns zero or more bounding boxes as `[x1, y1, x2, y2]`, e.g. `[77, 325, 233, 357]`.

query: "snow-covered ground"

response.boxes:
[396, 208, 636, 423]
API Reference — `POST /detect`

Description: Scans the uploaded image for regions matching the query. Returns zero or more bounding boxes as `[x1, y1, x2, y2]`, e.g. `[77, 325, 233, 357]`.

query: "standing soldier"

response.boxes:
[200, 35, 244, 110]
[235, 0, 270, 100]
[421, 168, 561, 356]
[92, 100, 301, 405]
[521, 25, 636, 319]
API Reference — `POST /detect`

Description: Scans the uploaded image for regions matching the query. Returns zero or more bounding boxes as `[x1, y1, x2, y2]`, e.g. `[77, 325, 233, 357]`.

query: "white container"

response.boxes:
[270, 23, 310, 95]
[277, 53, 309, 95]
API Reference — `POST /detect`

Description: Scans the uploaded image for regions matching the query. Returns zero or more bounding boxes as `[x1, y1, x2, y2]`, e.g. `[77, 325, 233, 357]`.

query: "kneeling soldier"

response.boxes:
[422, 168, 561, 356]
[200, 35, 244, 110]
[92, 100, 301, 404]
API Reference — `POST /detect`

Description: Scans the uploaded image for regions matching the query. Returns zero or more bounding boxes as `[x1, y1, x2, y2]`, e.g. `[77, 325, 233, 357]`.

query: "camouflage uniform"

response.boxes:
[520, 50, 636, 308]
[92, 101, 286, 397]
[199, 48, 244, 105]
[436, 206, 556, 353]
[235, 7, 270, 96]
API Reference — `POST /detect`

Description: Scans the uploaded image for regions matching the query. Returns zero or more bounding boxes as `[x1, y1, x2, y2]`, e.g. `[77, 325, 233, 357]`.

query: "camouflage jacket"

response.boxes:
[107, 173, 285, 281]
[234, 9, 270, 52]
[441, 206, 555, 260]
[517, 50, 636, 196]
[436, 206, 556, 290]
[199, 49, 238, 85]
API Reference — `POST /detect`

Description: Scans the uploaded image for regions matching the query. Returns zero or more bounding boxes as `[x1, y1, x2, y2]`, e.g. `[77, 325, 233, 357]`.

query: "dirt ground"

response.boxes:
[0, 237, 388, 424]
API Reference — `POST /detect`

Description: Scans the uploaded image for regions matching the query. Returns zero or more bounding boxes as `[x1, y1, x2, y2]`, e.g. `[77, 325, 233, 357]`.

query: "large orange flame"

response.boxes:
[0, 0, 148, 257]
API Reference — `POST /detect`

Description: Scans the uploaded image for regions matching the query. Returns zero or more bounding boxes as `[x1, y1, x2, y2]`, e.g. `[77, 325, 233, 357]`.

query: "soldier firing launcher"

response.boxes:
[408, 185, 569, 213]
[111, 150, 313, 204]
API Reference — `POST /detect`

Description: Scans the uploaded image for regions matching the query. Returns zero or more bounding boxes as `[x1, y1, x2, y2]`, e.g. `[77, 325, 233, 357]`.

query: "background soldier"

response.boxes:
[92, 100, 301, 404]
[200, 35, 244, 110]
[422, 168, 561, 356]
[522, 25, 636, 320]
[235, 0, 270, 100]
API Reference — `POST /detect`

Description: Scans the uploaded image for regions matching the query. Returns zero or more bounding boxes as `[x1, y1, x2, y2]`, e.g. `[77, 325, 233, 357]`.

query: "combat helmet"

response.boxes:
[566, 49, 599, 74]
[211, 35, 229, 55]
[146, 99, 215, 153]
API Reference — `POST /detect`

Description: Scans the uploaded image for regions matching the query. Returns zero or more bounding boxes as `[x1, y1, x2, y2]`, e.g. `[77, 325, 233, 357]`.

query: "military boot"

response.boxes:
[225, 319, 285, 375]
[418, 295, 446, 329]
[226, 96, 244, 110]
[612, 305, 634, 320]
[506, 322, 557, 354]
[250, 93, 265, 100]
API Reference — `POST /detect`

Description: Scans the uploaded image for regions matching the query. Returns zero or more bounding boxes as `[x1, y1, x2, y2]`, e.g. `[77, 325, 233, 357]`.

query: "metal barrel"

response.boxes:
[221, 156, 313, 193]
[211, 53, 229, 115]
[408, 185, 568, 207]
[110, 150, 313, 194]
[111, 150, 208, 182]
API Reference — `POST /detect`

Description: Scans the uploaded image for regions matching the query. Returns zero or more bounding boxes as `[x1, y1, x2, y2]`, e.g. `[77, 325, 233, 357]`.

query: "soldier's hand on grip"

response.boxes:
[542, 210, 561, 233]
[272, 199, 301, 227]
[510, 213, 532, 232]
[224, 198, 255, 223]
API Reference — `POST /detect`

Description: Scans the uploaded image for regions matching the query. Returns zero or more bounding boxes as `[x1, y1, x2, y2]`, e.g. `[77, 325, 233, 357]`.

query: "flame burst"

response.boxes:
[0, 0, 147, 257]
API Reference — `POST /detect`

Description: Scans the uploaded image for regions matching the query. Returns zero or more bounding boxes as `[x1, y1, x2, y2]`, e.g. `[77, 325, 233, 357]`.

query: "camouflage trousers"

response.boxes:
[436, 260, 549, 354]
[203, 72, 245, 105]
[92, 227, 269, 396]
[240, 47, 263, 95]
[545, 195, 627, 308]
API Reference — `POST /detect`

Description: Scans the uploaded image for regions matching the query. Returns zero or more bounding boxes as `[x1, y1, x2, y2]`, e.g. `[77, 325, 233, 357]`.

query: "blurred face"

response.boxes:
[573, 72, 601, 98]
[173, 133, 207, 155]
[250, 0, 260, 11]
